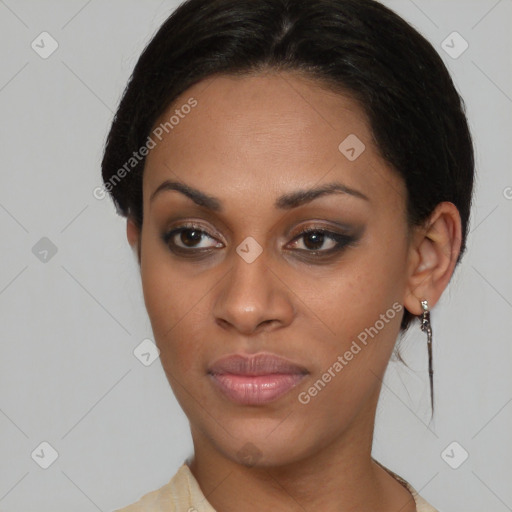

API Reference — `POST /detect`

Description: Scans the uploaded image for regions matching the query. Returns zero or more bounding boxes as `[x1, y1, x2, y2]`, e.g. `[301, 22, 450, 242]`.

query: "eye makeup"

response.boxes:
[160, 219, 364, 262]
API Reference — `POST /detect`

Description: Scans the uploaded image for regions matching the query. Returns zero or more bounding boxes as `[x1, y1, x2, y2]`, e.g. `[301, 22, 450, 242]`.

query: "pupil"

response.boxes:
[181, 229, 202, 247]
[304, 232, 324, 250]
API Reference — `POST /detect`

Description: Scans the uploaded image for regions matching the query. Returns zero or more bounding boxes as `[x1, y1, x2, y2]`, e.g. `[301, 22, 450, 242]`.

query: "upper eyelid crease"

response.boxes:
[149, 180, 370, 211]
[166, 222, 354, 241]
[164, 225, 355, 253]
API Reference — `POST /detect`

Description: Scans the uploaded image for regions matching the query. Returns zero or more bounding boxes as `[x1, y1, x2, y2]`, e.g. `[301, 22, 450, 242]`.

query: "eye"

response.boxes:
[287, 228, 355, 254]
[162, 223, 358, 257]
[162, 223, 223, 252]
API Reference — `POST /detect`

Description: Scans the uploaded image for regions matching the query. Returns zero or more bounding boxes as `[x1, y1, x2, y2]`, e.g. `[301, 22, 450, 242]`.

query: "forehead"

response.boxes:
[143, 71, 405, 214]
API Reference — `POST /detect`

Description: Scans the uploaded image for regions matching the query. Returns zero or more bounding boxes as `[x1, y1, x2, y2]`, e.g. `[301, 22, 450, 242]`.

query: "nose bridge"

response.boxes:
[212, 241, 293, 333]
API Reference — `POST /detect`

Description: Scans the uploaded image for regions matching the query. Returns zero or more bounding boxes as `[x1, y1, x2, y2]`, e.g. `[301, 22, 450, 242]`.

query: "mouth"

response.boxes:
[207, 353, 309, 405]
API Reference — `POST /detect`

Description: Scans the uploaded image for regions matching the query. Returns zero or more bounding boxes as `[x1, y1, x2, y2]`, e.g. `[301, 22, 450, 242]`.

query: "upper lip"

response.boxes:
[208, 353, 309, 376]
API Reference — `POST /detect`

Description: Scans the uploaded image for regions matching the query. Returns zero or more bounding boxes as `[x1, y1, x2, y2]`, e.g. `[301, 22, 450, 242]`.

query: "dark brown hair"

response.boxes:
[101, 0, 475, 385]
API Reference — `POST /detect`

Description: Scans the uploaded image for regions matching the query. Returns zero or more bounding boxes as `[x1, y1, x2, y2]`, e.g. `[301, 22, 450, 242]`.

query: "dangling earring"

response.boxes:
[420, 299, 434, 412]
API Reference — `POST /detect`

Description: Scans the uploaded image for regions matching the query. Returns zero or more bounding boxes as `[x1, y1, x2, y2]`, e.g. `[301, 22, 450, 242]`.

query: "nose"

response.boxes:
[212, 245, 295, 335]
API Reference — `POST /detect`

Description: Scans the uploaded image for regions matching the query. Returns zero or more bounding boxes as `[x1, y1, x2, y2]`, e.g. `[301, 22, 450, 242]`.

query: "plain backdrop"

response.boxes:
[0, 1, 511, 511]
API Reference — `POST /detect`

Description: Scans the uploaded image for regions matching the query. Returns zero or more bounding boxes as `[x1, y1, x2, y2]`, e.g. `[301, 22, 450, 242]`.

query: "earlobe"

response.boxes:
[404, 202, 462, 316]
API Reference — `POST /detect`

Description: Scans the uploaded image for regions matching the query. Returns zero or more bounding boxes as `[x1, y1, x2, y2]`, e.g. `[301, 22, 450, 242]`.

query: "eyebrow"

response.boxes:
[149, 180, 370, 211]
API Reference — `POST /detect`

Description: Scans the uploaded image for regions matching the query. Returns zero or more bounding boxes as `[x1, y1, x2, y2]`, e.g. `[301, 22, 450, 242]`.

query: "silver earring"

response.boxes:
[420, 299, 433, 412]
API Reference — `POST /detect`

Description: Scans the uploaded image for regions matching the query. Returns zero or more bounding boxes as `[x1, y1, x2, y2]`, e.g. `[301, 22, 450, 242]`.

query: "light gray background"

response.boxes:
[0, 0, 511, 511]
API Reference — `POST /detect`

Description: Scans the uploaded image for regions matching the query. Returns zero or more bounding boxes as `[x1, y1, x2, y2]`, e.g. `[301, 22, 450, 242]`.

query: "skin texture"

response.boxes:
[126, 70, 461, 511]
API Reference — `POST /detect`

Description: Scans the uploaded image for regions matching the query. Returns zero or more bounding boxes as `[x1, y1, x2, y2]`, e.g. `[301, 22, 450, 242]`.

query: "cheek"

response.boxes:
[299, 269, 403, 426]
[309, 235, 407, 373]
[139, 246, 203, 371]
[140, 232, 191, 325]
[322, 255, 403, 331]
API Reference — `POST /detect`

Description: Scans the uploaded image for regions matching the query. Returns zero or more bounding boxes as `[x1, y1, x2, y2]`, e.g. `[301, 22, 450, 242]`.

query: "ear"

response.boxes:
[127, 217, 142, 265]
[404, 202, 462, 316]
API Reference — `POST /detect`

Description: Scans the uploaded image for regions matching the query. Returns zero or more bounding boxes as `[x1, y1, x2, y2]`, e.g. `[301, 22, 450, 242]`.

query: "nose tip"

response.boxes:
[212, 250, 295, 335]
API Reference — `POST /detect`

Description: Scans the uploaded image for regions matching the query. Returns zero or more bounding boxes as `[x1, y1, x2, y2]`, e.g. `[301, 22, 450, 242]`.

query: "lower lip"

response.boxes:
[209, 373, 306, 405]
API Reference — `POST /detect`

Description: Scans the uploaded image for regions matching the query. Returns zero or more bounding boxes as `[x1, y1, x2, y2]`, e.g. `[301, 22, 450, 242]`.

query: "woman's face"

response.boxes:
[133, 71, 415, 466]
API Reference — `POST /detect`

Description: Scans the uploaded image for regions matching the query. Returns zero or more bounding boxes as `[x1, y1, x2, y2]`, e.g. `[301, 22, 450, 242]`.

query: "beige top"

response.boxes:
[115, 461, 438, 512]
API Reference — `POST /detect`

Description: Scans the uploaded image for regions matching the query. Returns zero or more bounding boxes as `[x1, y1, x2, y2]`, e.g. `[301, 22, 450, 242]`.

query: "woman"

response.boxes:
[101, 0, 474, 510]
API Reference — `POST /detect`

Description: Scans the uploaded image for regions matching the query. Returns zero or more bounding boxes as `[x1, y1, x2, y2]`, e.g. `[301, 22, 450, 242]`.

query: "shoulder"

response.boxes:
[402, 479, 439, 512]
[113, 464, 192, 512]
[412, 491, 440, 512]
[373, 458, 439, 512]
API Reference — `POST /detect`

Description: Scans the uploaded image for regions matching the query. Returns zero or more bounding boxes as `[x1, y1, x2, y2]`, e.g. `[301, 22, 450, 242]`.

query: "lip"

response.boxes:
[208, 353, 308, 405]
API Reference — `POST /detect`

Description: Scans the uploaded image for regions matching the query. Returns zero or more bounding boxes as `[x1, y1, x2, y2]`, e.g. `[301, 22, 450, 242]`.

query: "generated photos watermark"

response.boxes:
[298, 301, 403, 404]
[93, 97, 198, 201]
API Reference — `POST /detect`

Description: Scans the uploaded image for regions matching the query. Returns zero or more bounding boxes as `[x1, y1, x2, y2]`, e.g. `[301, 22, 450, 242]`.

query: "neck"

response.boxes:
[187, 391, 416, 512]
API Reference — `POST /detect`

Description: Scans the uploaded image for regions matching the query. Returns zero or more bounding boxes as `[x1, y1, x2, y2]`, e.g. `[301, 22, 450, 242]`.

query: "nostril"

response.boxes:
[256, 319, 278, 330]
[216, 318, 231, 330]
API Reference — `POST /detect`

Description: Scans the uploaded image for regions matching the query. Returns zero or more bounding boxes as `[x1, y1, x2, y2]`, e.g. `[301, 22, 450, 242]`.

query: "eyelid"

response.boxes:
[162, 220, 361, 256]
[162, 223, 224, 254]
[286, 220, 357, 239]
[165, 220, 224, 241]
[286, 226, 356, 251]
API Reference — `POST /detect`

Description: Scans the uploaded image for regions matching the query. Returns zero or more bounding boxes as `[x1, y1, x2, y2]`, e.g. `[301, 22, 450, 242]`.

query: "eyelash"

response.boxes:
[162, 222, 357, 258]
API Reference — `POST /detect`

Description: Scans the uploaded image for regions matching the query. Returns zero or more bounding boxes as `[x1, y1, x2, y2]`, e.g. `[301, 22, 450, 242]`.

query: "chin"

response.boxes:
[206, 415, 320, 468]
